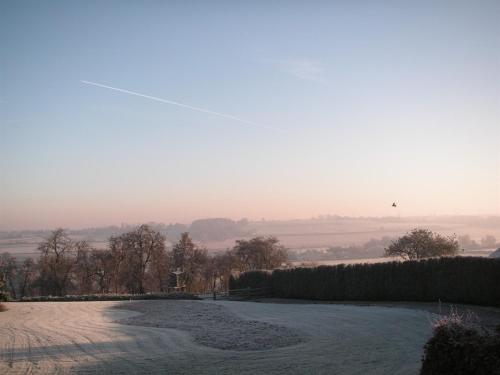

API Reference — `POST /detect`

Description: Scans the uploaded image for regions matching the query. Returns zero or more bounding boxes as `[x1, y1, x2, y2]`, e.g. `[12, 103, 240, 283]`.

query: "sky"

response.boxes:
[1, 1, 499, 230]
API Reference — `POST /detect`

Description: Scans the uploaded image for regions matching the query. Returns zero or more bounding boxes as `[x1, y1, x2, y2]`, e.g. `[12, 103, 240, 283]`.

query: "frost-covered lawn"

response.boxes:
[0, 300, 433, 374]
[115, 300, 304, 351]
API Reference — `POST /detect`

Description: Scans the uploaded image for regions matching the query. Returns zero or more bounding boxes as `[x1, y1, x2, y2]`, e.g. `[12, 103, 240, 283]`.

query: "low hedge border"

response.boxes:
[17, 292, 199, 302]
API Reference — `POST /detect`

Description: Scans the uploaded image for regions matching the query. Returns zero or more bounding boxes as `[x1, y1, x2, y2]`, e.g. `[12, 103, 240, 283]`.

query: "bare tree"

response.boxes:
[385, 228, 459, 260]
[38, 229, 77, 296]
[233, 236, 287, 271]
[91, 249, 114, 294]
[18, 258, 37, 298]
[109, 235, 127, 293]
[109, 225, 166, 294]
[74, 242, 96, 294]
[147, 244, 170, 292]
[0, 274, 6, 310]
[0, 253, 18, 299]
[211, 252, 236, 291]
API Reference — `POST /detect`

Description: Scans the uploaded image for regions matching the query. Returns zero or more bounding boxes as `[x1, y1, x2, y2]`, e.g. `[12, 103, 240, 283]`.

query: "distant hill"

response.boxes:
[189, 218, 252, 242]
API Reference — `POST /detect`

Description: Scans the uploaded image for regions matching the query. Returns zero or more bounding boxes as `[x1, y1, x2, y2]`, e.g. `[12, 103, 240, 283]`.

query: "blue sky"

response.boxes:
[1, 1, 499, 229]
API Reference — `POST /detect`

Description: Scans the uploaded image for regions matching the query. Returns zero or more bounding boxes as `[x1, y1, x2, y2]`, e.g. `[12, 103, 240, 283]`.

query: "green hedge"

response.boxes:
[230, 257, 500, 307]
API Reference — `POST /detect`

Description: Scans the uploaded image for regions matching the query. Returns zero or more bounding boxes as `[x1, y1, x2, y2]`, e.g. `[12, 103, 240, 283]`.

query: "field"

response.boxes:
[0, 300, 434, 374]
[290, 249, 494, 267]
[2, 216, 499, 260]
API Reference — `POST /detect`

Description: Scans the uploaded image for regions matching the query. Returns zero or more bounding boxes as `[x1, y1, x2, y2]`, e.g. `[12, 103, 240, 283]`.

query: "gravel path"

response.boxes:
[0, 300, 434, 374]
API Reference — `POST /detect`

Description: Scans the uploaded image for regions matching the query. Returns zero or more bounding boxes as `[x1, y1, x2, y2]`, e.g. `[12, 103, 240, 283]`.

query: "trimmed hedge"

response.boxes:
[229, 270, 272, 291]
[230, 257, 500, 307]
[18, 292, 199, 302]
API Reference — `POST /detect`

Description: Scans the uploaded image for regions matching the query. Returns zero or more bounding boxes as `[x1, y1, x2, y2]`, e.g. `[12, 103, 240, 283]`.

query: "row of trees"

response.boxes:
[458, 234, 498, 250]
[231, 228, 500, 306]
[0, 225, 287, 299]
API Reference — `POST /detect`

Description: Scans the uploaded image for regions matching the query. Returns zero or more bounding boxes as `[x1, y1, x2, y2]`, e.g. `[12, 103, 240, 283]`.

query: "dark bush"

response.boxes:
[0, 292, 9, 302]
[421, 320, 500, 374]
[229, 270, 272, 290]
[231, 257, 500, 307]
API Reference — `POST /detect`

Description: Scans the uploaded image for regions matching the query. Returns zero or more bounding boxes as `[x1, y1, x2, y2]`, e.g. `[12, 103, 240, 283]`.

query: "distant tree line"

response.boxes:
[288, 236, 394, 262]
[0, 225, 287, 299]
[0, 218, 253, 247]
[458, 234, 498, 250]
[230, 256, 500, 307]
[288, 231, 498, 263]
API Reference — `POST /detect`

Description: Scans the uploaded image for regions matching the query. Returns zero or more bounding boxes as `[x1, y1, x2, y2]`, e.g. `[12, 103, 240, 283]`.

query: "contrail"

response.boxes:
[81, 80, 279, 131]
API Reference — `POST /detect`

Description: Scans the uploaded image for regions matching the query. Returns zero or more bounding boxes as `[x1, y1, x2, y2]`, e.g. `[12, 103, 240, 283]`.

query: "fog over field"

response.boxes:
[1, 215, 499, 262]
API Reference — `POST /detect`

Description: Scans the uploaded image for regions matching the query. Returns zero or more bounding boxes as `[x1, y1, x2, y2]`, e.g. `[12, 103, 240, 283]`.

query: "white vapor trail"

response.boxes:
[81, 80, 279, 131]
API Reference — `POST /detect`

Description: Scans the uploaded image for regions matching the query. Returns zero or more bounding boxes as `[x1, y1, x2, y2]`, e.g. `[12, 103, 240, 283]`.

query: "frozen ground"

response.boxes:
[115, 300, 304, 350]
[0, 300, 433, 374]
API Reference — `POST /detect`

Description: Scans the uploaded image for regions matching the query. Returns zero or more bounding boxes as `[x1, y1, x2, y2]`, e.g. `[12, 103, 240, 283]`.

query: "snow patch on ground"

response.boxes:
[114, 300, 305, 351]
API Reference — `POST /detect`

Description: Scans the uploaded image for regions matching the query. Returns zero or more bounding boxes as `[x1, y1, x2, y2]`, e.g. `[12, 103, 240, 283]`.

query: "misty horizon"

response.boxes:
[1, 1, 499, 231]
[2, 213, 500, 233]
